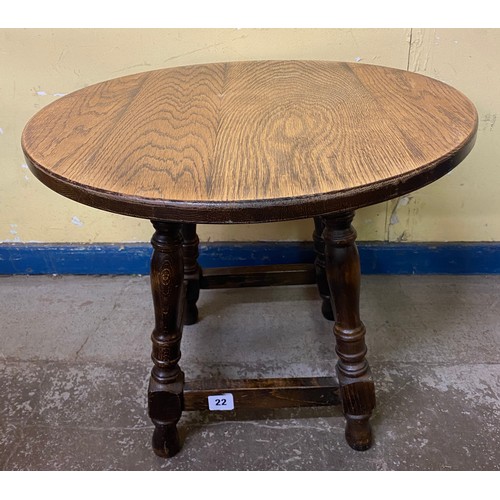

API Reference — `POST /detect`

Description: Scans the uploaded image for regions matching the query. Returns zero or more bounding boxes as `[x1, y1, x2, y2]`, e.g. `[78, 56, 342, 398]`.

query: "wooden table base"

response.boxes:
[147, 212, 376, 458]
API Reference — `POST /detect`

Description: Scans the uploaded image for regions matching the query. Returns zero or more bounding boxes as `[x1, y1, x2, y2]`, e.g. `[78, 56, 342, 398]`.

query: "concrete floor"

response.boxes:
[0, 274, 499, 470]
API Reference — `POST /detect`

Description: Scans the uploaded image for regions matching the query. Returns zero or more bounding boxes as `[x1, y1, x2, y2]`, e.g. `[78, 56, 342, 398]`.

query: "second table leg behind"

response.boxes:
[313, 216, 335, 321]
[181, 223, 202, 326]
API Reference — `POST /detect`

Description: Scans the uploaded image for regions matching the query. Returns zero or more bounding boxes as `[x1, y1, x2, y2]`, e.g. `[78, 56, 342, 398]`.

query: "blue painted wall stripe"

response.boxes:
[1, 242, 500, 275]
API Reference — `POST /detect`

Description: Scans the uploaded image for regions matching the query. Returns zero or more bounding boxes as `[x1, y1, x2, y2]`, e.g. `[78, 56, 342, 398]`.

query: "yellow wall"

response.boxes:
[1, 29, 498, 243]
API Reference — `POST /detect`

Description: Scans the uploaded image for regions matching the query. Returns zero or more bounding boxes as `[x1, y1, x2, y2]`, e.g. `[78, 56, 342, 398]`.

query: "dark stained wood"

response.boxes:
[313, 217, 334, 321]
[184, 377, 340, 410]
[323, 211, 376, 451]
[181, 223, 201, 325]
[22, 61, 477, 223]
[199, 263, 316, 289]
[148, 221, 186, 458]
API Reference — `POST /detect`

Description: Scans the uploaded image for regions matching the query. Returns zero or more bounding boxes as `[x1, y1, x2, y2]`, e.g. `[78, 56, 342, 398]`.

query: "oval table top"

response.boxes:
[22, 60, 478, 223]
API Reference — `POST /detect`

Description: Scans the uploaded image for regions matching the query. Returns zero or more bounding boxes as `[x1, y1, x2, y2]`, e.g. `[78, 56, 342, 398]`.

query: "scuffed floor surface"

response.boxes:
[0, 274, 499, 470]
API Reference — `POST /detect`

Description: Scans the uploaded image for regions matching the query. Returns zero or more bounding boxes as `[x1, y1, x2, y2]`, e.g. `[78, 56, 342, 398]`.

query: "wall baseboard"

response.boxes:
[1, 242, 499, 275]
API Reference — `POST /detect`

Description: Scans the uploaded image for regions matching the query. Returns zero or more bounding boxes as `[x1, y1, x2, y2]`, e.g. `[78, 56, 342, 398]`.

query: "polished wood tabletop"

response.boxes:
[22, 60, 478, 223]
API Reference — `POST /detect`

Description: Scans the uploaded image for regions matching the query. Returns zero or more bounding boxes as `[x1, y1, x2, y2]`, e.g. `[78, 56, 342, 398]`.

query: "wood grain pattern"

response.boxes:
[22, 61, 478, 223]
[183, 377, 341, 410]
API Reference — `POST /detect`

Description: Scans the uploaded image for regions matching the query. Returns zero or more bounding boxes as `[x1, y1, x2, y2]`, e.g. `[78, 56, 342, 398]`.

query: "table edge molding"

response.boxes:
[22, 128, 477, 224]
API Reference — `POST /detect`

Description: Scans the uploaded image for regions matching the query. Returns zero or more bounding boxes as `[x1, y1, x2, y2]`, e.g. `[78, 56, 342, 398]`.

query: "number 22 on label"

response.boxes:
[208, 393, 235, 411]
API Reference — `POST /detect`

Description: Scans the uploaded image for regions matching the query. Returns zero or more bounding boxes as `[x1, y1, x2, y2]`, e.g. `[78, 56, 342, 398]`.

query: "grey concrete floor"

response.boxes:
[0, 274, 499, 470]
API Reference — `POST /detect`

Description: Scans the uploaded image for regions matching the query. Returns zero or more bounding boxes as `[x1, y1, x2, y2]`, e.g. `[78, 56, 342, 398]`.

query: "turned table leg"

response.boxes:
[323, 211, 376, 451]
[181, 223, 202, 326]
[313, 216, 335, 321]
[148, 221, 186, 457]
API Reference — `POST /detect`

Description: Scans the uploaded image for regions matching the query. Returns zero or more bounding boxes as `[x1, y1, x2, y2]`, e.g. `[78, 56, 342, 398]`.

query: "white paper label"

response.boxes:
[208, 393, 235, 411]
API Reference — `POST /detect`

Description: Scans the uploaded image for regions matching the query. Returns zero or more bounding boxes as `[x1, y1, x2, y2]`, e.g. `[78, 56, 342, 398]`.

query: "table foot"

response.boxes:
[323, 211, 376, 451]
[152, 423, 181, 458]
[313, 217, 335, 321]
[345, 415, 373, 451]
[181, 223, 201, 326]
[148, 221, 186, 458]
[337, 371, 376, 451]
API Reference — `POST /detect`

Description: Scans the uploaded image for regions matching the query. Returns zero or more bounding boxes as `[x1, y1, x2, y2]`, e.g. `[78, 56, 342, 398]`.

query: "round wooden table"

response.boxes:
[22, 61, 478, 458]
